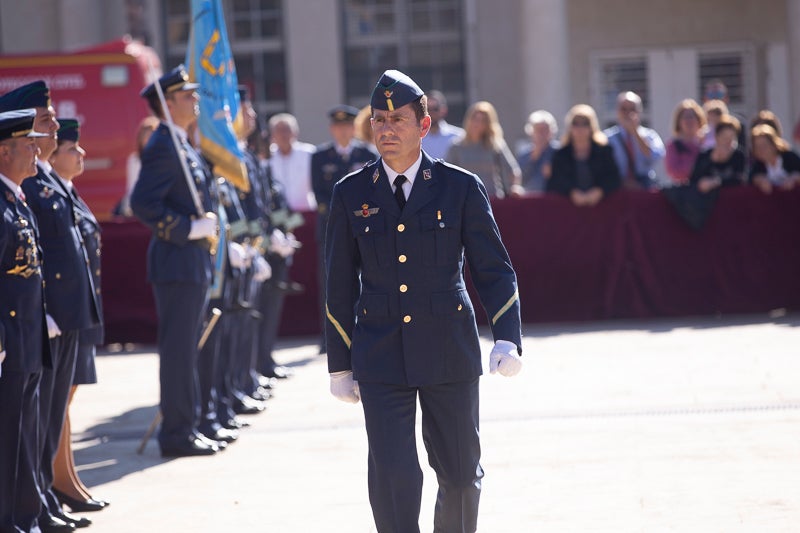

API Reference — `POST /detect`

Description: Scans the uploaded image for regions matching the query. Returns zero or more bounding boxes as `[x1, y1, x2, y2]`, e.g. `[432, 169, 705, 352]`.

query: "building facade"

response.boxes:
[1, 0, 799, 149]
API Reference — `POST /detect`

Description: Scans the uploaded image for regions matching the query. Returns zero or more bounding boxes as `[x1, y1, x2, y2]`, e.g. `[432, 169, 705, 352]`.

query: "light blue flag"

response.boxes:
[185, 0, 250, 192]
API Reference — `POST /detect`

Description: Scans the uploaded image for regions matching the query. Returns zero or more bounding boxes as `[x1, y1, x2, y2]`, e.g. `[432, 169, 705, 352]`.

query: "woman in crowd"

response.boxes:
[517, 109, 559, 193]
[445, 100, 522, 198]
[691, 114, 745, 193]
[700, 99, 729, 150]
[547, 104, 620, 207]
[664, 99, 706, 186]
[749, 109, 783, 138]
[749, 123, 800, 194]
[49, 120, 109, 512]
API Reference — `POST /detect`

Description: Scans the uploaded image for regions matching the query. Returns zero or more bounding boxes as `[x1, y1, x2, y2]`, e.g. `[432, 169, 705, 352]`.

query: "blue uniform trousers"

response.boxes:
[256, 253, 288, 375]
[359, 378, 483, 533]
[152, 282, 209, 447]
[38, 329, 78, 518]
[0, 370, 42, 533]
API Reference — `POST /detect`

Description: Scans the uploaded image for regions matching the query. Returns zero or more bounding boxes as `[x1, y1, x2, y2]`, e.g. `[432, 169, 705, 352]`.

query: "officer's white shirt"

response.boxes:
[382, 152, 422, 201]
[0, 172, 24, 201]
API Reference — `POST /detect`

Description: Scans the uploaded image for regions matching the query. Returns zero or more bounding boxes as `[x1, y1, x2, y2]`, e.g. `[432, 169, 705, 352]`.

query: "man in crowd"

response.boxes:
[0, 109, 52, 533]
[420, 89, 464, 159]
[130, 66, 223, 458]
[311, 105, 377, 353]
[268, 113, 316, 212]
[603, 91, 665, 189]
[325, 69, 523, 533]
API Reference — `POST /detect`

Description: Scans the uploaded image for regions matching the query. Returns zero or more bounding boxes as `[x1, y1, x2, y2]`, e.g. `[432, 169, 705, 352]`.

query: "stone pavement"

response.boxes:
[67, 314, 800, 532]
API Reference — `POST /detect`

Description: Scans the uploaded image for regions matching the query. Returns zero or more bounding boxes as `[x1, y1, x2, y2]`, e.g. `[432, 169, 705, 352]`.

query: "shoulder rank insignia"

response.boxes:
[423, 169, 432, 180]
[5, 191, 15, 203]
[372, 168, 380, 184]
[354, 203, 379, 218]
[39, 187, 54, 199]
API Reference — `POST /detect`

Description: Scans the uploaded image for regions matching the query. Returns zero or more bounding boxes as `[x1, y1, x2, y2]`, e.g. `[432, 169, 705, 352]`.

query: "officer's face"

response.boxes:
[33, 106, 59, 159]
[1, 137, 40, 184]
[49, 140, 86, 181]
[371, 104, 430, 170]
[330, 121, 355, 148]
[168, 90, 199, 128]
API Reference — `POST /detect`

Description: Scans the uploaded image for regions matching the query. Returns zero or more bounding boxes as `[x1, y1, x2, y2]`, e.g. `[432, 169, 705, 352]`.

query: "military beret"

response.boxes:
[370, 70, 424, 112]
[328, 105, 359, 123]
[0, 81, 52, 112]
[0, 109, 49, 142]
[56, 118, 80, 143]
[140, 65, 199, 100]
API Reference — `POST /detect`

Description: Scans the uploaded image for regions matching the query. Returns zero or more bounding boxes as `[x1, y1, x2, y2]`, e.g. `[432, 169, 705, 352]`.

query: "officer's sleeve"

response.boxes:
[324, 182, 361, 373]
[461, 176, 522, 352]
[130, 142, 193, 246]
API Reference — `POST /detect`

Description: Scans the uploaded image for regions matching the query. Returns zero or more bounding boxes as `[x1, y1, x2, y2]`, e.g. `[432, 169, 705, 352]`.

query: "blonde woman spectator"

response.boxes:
[664, 99, 706, 186]
[517, 110, 559, 192]
[353, 104, 375, 150]
[445, 101, 522, 198]
[749, 124, 800, 194]
[749, 110, 783, 138]
[548, 104, 620, 206]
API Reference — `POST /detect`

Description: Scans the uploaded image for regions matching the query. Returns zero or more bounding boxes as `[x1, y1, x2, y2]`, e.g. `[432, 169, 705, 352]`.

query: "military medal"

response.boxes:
[39, 187, 54, 198]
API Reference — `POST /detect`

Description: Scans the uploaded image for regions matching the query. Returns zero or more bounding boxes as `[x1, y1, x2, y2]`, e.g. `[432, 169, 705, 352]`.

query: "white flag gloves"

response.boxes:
[489, 340, 522, 377]
[188, 212, 218, 240]
[253, 255, 272, 282]
[227, 242, 247, 269]
[45, 314, 62, 339]
[330, 370, 360, 404]
[269, 229, 297, 258]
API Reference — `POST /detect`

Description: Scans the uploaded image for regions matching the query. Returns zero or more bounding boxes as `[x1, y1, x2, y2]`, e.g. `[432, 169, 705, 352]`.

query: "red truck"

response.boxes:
[0, 37, 161, 219]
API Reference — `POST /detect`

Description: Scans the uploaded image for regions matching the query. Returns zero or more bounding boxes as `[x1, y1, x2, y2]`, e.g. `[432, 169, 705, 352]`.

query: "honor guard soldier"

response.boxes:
[312, 105, 377, 353]
[0, 109, 52, 533]
[130, 66, 223, 458]
[1, 81, 99, 531]
[325, 70, 524, 533]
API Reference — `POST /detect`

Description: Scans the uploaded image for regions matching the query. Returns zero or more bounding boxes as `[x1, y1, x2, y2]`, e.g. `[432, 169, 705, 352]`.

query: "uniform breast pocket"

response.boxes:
[352, 214, 391, 267]
[38, 197, 68, 237]
[356, 293, 389, 321]
[420, 210, 460, 266]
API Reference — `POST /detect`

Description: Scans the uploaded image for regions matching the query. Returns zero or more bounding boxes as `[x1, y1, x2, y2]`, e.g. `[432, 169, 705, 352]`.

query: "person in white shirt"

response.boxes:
[421, 90, 464, 159]
[268, 113, 316, 211]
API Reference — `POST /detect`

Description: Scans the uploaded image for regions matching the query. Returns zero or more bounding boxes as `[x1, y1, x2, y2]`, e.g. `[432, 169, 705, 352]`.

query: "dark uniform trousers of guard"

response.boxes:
[311, 140, 376, 351]
[0, 180, 52, 533]
[21, 162, 101, 520]
[325, 152, 522, 533]
[130, 123, 217, 450]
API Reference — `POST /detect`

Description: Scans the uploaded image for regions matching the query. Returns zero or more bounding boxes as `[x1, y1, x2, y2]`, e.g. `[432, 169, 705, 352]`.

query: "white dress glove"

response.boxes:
[45, 314, 62, 339]
[253, 255, 272, 282]
[188, 212, 218, 240]
[227, 241, 247, 269]
[329, 370, 360, 404]
[269, 229, 297, 258]
[489, 340, 522, 377]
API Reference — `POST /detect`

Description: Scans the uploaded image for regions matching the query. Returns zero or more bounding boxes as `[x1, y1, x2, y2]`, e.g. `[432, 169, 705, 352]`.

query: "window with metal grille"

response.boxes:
[341, 0, 468, 121]
[595, 56, 650, 129]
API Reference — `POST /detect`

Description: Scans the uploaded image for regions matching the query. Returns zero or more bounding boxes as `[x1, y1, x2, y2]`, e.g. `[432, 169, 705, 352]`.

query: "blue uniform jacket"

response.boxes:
[21, 164, 100, 332]
[71, 185, 104, 345]
[130, 123, 217, 285]
[325, 151, 522, 387]
[0, 180, 51, 373]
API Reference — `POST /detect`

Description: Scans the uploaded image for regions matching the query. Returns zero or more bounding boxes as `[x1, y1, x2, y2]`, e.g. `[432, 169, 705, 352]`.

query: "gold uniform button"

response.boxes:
[95, 269, 101, 276]
[398, 254, 407, 263]
[397, 224, 405, 232]
[399, 284, 408, 293]
[457, 304, 463, 311]
[55, 273, 61, 279]
[96, 288, 101, 295]
[364, 226, 370, 233]
[403, 315, 411, 323]
[9, 310, 16, 317]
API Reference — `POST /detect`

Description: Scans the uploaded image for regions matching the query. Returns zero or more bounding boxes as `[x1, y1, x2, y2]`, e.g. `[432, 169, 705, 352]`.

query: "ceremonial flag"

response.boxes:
[185, 0, 250, 192]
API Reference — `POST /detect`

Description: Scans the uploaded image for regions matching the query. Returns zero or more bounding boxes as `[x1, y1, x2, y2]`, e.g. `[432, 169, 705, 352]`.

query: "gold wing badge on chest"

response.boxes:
[354, 203, 379, 218]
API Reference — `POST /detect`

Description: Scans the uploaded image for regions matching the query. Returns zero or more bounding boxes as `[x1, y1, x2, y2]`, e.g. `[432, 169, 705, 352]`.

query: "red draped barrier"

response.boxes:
[100, 187, 800, 344]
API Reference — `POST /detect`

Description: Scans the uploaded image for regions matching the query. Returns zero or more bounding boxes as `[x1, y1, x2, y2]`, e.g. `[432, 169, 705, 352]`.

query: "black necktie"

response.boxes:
[393, 175, 407, 210]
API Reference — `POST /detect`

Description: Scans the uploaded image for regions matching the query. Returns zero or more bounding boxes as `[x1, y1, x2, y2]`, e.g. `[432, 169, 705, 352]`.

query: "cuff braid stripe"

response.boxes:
[326, 304, 352, 349]
[492, 289, 519, 325]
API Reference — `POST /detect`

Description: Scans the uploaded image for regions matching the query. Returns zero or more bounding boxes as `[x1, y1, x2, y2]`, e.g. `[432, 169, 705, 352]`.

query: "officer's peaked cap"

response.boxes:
[0, 81, 52, 113]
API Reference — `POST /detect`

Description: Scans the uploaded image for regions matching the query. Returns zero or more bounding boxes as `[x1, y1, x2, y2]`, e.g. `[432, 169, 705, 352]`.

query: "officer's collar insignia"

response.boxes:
[354, 203, 380, 217]
[423, 169, 432, 180]
[372, 168, 380, 183]
[5, 191, 15, 203]
[39, 187, 54, 198]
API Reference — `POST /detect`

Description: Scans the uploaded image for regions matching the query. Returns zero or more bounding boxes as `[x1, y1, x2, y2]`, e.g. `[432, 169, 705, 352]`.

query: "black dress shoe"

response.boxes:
[203, 427, 239, 443]
[257, 375, 277, 389]
[55, 510, 91, 529]
[263, 365, 294, 379]
[160, 437, 218, 458]
[53, 487, 108, 512]
[250, 387, 272, 402]
[221, 416, 250, 429]
[233, 396, 266, 415]
[196, 431, 228, 451]
[39, 514, 76, 532]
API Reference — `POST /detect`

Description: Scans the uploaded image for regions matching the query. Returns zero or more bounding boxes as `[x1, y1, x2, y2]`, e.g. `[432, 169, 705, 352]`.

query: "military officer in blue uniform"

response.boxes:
[325, 70, 524, 533]
[0, 109, 52, 533]
[130, 66, 223, 458]
[1, 81, 99, 532]
[312, 105, 377, 353]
